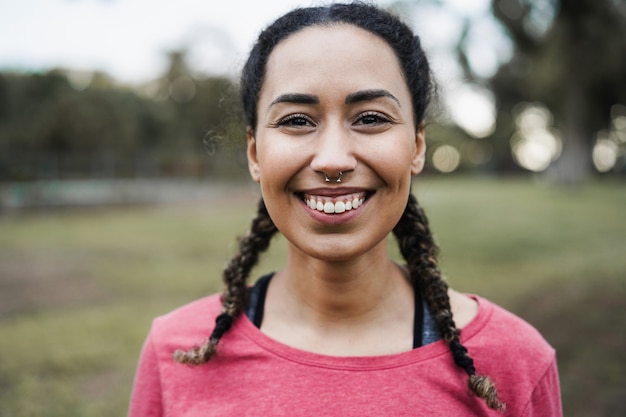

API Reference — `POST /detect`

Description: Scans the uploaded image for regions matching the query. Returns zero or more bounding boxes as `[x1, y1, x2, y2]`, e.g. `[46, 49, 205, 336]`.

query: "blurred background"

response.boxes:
[0, 0, 624, 415]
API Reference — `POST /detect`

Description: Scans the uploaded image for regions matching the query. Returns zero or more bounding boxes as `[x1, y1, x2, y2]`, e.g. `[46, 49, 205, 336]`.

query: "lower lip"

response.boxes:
[300, 198, 367, 225]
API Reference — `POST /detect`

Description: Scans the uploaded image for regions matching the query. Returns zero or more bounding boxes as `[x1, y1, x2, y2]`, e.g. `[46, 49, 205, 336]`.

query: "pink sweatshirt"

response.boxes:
[129, 294, 562, 416]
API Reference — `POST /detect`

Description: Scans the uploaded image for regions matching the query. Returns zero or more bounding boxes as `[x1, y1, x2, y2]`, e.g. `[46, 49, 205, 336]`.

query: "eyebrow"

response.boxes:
[345, 89, 401, 106]
[270, 93, 319, 107]
[268, 89, 401, 108]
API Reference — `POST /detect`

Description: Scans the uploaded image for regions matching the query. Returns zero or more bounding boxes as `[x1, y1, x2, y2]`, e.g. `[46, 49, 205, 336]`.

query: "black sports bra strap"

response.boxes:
[412, 282, 424, 349]
[247, 273, 273, 328]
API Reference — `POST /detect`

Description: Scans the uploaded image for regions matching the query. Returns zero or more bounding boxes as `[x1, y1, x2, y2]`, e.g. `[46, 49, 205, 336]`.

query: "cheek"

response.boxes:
[257, 141, 305, 186]
[368, 141, 416, 183]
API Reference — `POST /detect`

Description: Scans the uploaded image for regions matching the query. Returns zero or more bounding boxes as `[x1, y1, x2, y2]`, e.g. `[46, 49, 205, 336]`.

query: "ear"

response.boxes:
[411, 124, 426, 175]
[247, 128, 261, 183]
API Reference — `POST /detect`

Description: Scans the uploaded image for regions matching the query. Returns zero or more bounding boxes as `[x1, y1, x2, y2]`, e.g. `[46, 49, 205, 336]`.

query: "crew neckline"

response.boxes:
[236, 295, 492, 371]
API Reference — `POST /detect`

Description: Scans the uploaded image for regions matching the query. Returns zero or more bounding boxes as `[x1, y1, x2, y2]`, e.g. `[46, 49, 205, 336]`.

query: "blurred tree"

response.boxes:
[489, 0, 626, 183]
[0, 52, 241, 181]
[0, 71, 174, 180]
[393, 0, 626, 179]
[0, 71, 73, 179]
[155, 50, 242, 176]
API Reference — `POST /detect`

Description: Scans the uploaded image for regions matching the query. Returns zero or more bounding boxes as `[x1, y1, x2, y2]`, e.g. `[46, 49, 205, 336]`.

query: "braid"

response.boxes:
[174, 198, 277, 365]
[393, 193, 505, 412]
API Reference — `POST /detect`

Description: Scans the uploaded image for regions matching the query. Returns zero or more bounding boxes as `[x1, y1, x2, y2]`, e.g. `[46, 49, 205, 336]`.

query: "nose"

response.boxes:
[310, 124, 357, 179]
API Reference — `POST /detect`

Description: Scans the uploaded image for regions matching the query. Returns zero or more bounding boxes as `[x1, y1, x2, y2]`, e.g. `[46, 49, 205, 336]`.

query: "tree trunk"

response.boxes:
[547, 0, 593, 186]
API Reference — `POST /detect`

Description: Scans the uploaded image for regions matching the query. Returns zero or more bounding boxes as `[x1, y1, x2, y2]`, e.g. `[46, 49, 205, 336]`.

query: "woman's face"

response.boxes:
[247, 24, 425, 262]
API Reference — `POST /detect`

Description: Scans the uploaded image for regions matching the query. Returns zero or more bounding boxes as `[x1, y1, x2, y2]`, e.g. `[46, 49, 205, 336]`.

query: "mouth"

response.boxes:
[300, 191, 371, 214]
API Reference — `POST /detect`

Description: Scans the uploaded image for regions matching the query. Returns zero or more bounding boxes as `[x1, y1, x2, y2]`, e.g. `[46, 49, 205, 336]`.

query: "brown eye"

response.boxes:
[278, 113, 314, 127]
[356, 112, 391, 126]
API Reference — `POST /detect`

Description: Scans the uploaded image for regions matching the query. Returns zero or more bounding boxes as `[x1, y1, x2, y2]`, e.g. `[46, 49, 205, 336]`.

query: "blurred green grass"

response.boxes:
[0, 177, 624, 416]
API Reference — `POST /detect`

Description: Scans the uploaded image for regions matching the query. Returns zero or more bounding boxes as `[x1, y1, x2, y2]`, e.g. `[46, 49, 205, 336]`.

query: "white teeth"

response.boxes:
[305, 193, 366, 214]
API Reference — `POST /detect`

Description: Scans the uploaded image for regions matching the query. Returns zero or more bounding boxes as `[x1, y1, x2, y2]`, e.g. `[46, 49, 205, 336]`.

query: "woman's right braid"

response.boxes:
[221, 198, 277, 318]
[174, 198, 277, 365]
[393, 193, 505, 412]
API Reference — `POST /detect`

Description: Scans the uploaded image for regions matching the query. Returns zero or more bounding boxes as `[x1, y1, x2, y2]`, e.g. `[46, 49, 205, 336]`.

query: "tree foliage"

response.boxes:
[396, 0, 626, 180]
[0, 52, 241, 181]
[489, 0, 626, 182]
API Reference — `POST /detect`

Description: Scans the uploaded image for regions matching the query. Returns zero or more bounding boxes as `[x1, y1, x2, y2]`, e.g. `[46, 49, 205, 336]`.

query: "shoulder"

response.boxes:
[149, 293, 223, 349]
[464, 296, 560, 414]
[471, 296, 554, 355]
[465, 296, 555, 363]
[129, 294, 225, 416]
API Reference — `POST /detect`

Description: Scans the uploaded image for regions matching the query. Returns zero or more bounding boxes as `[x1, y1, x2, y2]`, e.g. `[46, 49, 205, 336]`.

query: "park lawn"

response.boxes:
[0, 177, 624, 416]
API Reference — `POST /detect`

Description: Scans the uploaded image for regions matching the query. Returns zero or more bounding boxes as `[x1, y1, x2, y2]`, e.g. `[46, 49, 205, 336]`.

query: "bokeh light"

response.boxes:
[591, 104, 626, 173]
[432, 144, 461, 173]
[592, 138, 618, 173]
[511, 103, 562, 172]
[447, 84, 496, 138]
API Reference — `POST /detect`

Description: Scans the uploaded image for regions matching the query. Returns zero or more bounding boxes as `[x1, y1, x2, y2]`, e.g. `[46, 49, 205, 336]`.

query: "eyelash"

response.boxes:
[356, 111, 392, 125]
[276, 113, 313, 127]
[273, 111, 393, 129]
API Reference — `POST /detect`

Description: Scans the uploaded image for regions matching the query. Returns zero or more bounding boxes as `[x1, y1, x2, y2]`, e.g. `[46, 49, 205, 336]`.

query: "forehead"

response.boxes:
[260, 24, 409, 103]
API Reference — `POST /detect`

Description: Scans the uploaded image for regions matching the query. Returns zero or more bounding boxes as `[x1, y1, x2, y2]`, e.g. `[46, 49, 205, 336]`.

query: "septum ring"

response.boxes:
[324, 171, 343, 183]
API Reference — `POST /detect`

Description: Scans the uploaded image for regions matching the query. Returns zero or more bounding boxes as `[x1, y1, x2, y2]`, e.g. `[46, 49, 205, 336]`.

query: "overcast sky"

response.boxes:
[0, 0, 507, 135]
[0, 0, 506, 79]
[0, 0, 328, 81]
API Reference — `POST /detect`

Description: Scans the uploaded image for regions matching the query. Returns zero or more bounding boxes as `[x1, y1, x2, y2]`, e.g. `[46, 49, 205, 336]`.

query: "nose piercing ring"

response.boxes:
[324, 172, 343, 183]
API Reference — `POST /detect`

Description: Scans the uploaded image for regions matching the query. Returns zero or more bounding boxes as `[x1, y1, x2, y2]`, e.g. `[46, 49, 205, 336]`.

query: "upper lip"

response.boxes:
[296, 187, 371, 197]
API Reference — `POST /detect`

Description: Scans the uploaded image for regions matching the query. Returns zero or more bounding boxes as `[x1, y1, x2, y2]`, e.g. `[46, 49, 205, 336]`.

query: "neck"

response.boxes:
[271, 239, 412, 326]
[260, 239, 415, 355]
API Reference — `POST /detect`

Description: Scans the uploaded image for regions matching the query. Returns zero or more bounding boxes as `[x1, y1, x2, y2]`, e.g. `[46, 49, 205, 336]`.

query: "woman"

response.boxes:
[129, 3, 562, 416]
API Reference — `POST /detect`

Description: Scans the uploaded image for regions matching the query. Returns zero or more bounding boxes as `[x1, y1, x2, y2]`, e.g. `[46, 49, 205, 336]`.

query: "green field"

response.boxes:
[0, 177, 624, 416]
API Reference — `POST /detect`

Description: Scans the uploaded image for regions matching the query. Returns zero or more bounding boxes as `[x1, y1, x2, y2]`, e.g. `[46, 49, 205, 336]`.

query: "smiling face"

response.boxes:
[247, 24, 426, 262]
